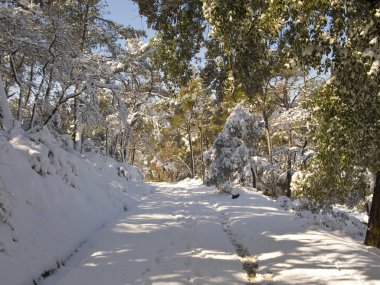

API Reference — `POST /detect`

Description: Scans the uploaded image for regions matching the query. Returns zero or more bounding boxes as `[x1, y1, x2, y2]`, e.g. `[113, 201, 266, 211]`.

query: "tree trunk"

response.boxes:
[29, 100, 38, 129]
[73, 3, 90, 153]
[30, 65, 52, 129]
[130, 145, 136, 165]
[251, 166, 256, 188]
[285, 126, 293, 198]
[74, 98, 82, 152]
[17, 87, 25, 122]
[119, 136, 125, 162]
[123, 146, 128, 163]
[263, 115, 273, 165]
[111, 134, 119, 159]
[199, 123, 205, 183]
[364, 172, 380, 248]
[105, 127, 109, 156]
[188, 124, 195, 178]
[0, 75, 15, 131]
[24, 64, 35, 108]
[10, 53, 26, 123]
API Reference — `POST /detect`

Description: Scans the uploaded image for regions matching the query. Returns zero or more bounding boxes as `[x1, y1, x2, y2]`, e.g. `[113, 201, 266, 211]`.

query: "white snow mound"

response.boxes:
[0, 127, 147, 285]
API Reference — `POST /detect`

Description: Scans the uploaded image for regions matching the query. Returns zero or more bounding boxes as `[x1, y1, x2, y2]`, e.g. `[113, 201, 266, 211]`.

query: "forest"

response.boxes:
[0, 0, 379, 260]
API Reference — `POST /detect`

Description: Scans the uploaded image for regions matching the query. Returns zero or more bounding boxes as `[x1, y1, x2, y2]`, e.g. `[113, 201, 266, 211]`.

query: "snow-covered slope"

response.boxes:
[0, 127, 150, 285]
[210, 186, 380, 284]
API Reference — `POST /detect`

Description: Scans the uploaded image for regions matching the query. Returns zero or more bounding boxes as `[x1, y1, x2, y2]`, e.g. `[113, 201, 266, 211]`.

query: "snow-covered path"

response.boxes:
[41, 181, 246, 285]
[41, 180, 380, 285]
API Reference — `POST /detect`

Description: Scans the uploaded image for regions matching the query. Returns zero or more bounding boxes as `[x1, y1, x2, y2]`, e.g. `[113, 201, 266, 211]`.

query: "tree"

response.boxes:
[261, 0, 380, 247]
[0, 74, 16, 131]
[0, 0, 151, 157]
[204, 104, 263, 192]
[151, 77, 216, 180]
[132, 0, 205, 87]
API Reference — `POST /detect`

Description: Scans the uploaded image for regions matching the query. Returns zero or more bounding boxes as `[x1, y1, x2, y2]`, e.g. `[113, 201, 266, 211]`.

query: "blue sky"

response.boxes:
[104, 0, 155, 41]
[104, 0, 205, 67]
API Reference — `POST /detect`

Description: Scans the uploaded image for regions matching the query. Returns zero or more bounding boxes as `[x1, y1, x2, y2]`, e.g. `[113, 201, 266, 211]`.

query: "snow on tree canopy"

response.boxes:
[204, 104, 263, 192]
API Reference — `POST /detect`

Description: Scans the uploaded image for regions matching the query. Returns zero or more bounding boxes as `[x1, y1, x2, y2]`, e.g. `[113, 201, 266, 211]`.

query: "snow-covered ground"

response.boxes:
[0, 128, 148, 285]
[40, 180, 246, 285]
[36, 180, 380, 285]
[1, 129, 380, 284]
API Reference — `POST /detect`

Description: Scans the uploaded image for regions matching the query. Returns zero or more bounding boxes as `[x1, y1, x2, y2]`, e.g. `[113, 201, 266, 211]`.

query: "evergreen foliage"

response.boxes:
[204, 104, 263, 192]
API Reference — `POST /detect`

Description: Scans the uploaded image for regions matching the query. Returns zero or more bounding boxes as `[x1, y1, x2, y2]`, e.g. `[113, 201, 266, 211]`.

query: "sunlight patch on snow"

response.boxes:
[112, 213, 182, 234]
[130, 258, 149, 263]
[113, 222, 166, 233]
[147, 276, 183, 285]
[280, 267, 352, 278]
[270, 231, 338, 242]
[127, 214, 176, 220]
[259, 251, 283, 261]
[83, 263, 97, 267]
[254, 272, 276, 283]
[182, 249, 237, 261]
[115, 249, 129, 254]
[91, 251, 111, 258]
[12, 143, 39, 155]
[91, 249, 129, 258]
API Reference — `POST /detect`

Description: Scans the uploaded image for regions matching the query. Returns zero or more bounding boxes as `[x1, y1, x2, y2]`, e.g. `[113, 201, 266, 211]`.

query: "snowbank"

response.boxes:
[276, 195, 368, 240]
[0, 127, 150, 285]
[210, 187, 380, 284]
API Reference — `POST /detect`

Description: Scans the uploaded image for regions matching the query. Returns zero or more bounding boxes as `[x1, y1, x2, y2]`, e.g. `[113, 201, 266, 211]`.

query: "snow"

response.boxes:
[40, 181, 246, 285]
[368, 59, 379, 76]
[204, 104, 262, 191]
[1, 130, 380, 284]
[0, 76, 16, 131]
[37, 181, 380, 284]
[0, 127, 147, 285]
[209, 186, 380, 284]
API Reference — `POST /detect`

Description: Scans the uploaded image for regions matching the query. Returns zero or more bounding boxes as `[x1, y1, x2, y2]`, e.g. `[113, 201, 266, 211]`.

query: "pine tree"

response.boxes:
[204, 104, 263, 192]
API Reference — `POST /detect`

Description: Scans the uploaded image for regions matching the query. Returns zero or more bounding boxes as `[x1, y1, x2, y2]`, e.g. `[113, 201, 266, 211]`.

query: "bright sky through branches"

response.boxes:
[105, 0, 155, 41]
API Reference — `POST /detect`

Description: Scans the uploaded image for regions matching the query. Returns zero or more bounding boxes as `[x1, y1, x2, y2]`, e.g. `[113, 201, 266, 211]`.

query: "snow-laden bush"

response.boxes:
[204, 104, 263, 192]
[60, 134, 75, 152]
[25, 127, 79, 187]
[252, 156, 281, 195]
[82, 138, 95, 153]
[0, 177, 15, 253]
[0, 178, 12, 227]
[290, 158, 372, 209]
[276, 196, 368, 239]
[117, 164, 144, 181]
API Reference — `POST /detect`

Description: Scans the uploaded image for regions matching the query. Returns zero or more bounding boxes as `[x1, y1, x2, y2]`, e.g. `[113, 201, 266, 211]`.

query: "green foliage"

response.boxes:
[133, 0, 205, 87]
[257, 0, 380, 206]
[148, 77, 226, 181]
[292, 153, 371, 208]
[203, 0, 278, 98]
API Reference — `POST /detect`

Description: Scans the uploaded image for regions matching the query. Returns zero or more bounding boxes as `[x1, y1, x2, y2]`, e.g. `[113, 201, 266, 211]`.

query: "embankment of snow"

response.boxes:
[276, 195, 368, 240]
[0, 127, 151, 285]
[211, 186, 380, 284]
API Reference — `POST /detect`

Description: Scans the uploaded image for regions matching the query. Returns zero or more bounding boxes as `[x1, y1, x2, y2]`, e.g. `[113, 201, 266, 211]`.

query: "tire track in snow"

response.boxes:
[219, 211, 259, 284]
